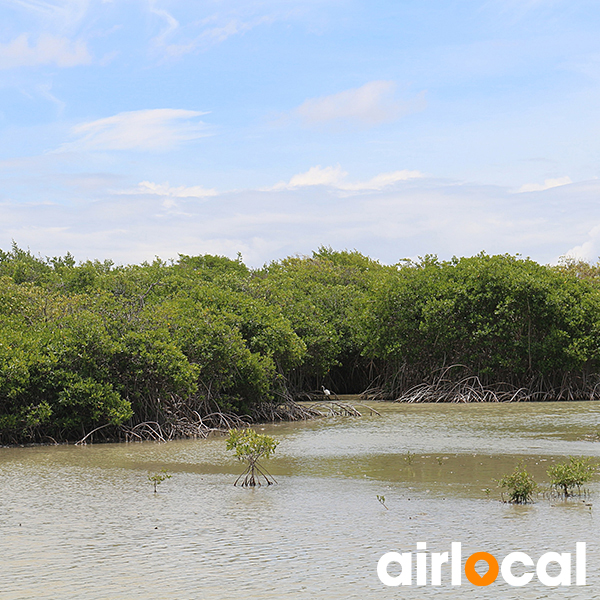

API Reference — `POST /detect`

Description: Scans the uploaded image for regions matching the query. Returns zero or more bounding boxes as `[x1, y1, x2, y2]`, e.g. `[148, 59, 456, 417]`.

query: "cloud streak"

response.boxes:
[0, 33, 91, 68]
[3, 0, 90, 26]
[295, 81, 426, 127]
[123, 180, 218, 199]
[58, 109, 211, 152]
[272, 165, 424, 191]
[516, 176, 572, 193]
[149, 4, 273, 59]
[117, 180, 218, 208]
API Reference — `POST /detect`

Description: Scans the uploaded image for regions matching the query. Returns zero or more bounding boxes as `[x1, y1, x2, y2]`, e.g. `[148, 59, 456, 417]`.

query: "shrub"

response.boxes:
[499, 462, 537, 504]
[547, 457, 596, 497]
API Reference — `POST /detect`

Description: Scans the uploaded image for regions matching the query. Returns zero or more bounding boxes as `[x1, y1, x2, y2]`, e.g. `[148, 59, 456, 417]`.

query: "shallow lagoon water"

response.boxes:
[1, 401, 600, 599]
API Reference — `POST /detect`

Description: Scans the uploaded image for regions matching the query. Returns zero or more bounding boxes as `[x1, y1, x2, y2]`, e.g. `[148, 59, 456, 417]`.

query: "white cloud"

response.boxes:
[0, 33, 91, 68]
[37, 83, 66, 112]
[1, 176, 599, 268]
[343, 170, 425, 191]
[272, 164, 424, 191]
[295, 81, 426, 126]
[150, 4, 180, 47]
[150, 4, 272, 59]
[286, 165, 346, 188]
[564, 224, 600, 262]
[131, 181, 217, 198]
[197, 17, 268, 47]
[516, 176, 572, 193]
[118, 181, 217, 208]
[58, 109, 210, 152]
[3, 0, 90, 26]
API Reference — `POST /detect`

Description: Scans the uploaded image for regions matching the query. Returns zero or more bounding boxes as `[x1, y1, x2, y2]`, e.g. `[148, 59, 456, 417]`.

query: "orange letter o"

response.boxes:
[465, 552, 499, 586]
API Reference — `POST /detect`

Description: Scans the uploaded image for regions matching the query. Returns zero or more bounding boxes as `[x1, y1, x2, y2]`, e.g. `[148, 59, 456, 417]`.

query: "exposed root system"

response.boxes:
[74, 392, 380, 445]
[251, 397, 323, 421]
[234, 461, 277, 487]
[75, 395, 252, 444]
[394, 369, 600, 403]
[307, 401, 382, 417]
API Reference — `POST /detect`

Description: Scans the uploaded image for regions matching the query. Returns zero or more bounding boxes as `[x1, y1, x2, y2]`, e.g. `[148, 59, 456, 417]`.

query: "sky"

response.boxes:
[1, 0, 600, 267]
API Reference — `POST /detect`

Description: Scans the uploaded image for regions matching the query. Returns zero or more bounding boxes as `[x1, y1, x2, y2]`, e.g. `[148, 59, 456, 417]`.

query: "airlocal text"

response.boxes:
[377, 542, 586, 587]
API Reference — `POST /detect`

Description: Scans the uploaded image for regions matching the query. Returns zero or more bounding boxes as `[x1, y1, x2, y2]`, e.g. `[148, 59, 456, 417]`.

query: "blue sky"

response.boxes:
[1, 0, 599, 266]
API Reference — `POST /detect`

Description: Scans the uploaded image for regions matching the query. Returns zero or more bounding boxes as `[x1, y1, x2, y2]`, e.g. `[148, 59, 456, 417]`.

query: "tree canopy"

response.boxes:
[1, 244, 600, 443]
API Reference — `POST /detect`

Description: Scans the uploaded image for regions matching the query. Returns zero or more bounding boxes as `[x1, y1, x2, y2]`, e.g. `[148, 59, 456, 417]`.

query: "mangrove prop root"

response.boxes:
[251, 397, 323, 422]
[386, 366, 600, 403]
[358, 363, 600, 403]
[303, 400, 382, 417]
[234, 459, 277, 487]
[75, 392, 380, 446]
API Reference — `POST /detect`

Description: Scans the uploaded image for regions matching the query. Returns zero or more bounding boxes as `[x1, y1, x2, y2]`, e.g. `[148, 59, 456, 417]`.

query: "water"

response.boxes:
[1, 401, 600, 599]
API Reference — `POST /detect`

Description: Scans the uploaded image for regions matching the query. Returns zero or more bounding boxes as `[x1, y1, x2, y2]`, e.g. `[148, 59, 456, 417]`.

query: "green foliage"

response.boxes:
[376, 494, 388, 509]
[226, 428, 279, 460]
[0, 242, 53, 285]
[3, 243, 600, 443]
[176, 252, 249, 280]
[499, 462, 538, 504]
[251, 248, 387, 391]
[226, 428, 279, 486]
[148, 469, 172, 493]
[358, 253, 600, 393]
[547, 457, 596, 497]
[159, 299, 276, 410]
[0, 246, 304, 442]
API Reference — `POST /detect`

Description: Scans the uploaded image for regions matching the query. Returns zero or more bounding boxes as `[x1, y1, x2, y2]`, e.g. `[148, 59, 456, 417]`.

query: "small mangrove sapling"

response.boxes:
[227, 428, 279, 487]
[499, 462, 537, 504]
[376, 494, 388, 509]
[148, 469, 172, 493]
[547, 457, 596, 498]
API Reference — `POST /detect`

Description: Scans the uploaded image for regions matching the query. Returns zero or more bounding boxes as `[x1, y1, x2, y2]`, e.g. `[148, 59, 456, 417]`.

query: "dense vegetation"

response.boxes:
[1, 243, 600, 444]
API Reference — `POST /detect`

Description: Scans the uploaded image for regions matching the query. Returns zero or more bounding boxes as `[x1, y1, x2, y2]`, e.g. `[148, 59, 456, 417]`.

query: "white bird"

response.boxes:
[321, 385, 331, 397]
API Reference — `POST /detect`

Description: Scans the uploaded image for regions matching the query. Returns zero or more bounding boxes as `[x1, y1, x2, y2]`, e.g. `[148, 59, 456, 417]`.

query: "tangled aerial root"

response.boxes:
[394, 370, 600, 403]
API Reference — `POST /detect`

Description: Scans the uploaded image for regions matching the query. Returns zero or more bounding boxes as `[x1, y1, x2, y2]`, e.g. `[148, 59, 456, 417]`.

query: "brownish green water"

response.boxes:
[1, 401, 599, 599]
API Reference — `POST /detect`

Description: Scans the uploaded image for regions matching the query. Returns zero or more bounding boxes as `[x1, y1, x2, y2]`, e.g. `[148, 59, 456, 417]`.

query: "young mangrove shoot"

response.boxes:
[227, 428, 279, 487]
[148, 469, 172, 493]
[377, 494, 388, 510]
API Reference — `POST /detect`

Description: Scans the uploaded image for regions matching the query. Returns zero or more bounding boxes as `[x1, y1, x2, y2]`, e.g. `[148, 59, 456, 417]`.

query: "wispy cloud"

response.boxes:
[126, 180, 217, 198]
[271, 164, 424, 191]
[282, 164, 346, 188]
[149, 4, 272, 59]
[57, 109, 211, 152]
[117, 180, 217, 208]
[150, 4, 180, 47]
[0, 33, 91, 68]
[294, 81, 426, 127]
[3, 0, 90, 28]
[37, 82, 66, 113]
[516, 175, 572, 193]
